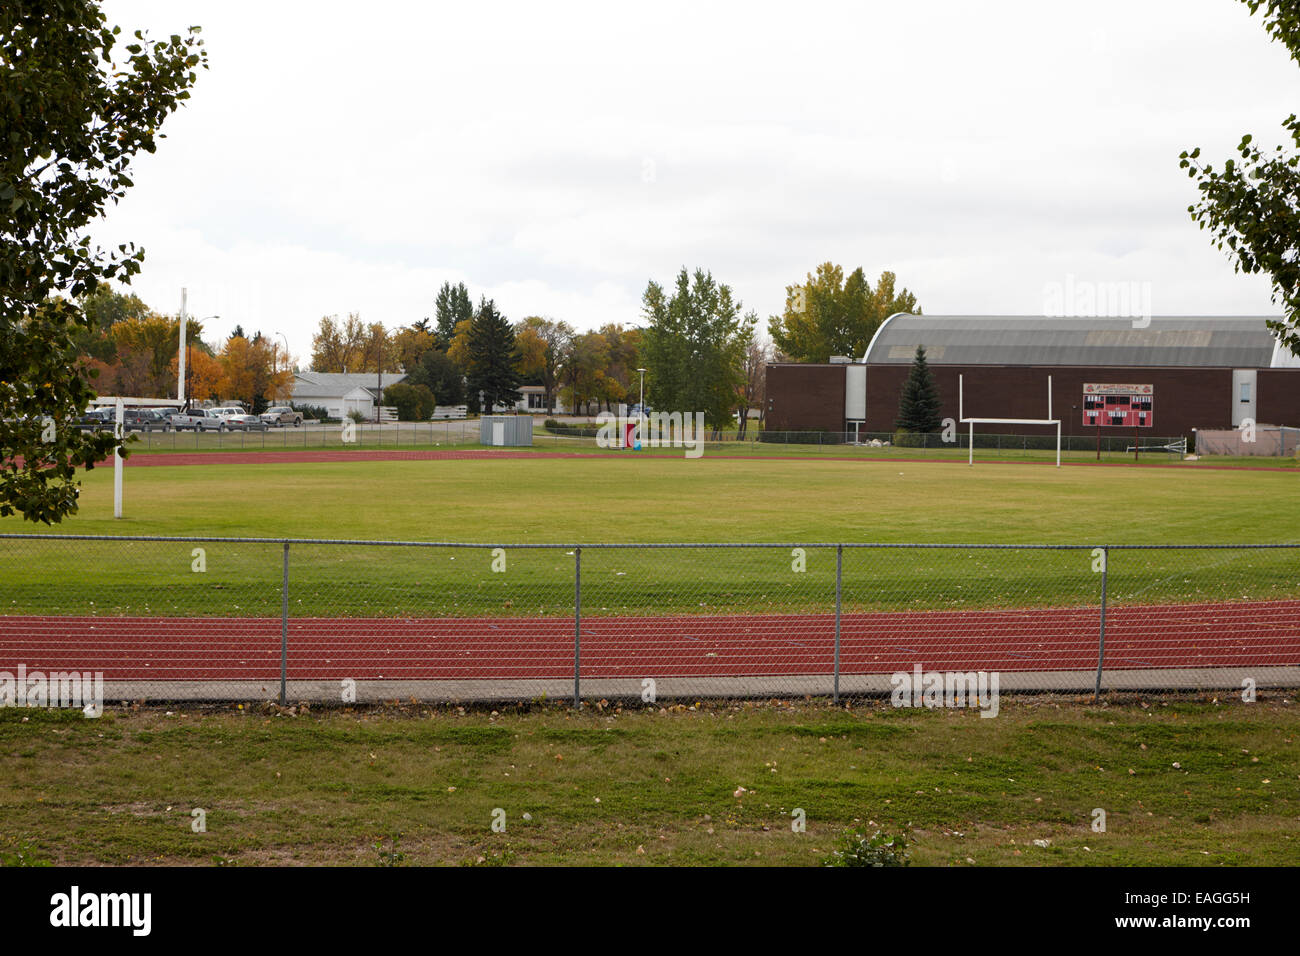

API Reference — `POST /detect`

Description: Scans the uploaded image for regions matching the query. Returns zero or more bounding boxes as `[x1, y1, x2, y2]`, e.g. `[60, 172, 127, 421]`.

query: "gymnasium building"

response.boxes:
[764, 315, 1300, 441]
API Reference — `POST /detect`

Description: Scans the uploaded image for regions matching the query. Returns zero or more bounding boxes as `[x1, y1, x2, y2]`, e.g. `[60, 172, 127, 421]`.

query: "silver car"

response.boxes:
[221, 413, 268, 432]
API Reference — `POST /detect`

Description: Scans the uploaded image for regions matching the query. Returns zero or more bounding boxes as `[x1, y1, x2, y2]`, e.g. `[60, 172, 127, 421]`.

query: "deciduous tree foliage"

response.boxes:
[404, 348, 464, 407]
[310, 313, 377, 372]
[514, 316, 573, 414]
[1, 1, 205, 521]
[219, 333, 291, 412]
[1181, 0, 1300, 357]
[641, 267, 753, 432]
[434, 281, 473, 351]
[767, 263, 919, 363]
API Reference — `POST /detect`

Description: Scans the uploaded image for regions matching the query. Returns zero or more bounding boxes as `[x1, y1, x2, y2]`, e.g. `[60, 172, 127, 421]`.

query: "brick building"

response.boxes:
[764, 315, 1300, 441]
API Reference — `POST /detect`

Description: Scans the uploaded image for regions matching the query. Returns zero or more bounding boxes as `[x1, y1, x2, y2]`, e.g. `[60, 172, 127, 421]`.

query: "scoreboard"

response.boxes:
[1082, 383, 1154, 429]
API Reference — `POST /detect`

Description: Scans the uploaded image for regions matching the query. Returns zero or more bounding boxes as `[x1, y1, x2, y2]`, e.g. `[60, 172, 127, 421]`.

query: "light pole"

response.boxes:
[275, 332, 291, 401]
[185, 314, 220, 410]
[637, 367, 646, 414]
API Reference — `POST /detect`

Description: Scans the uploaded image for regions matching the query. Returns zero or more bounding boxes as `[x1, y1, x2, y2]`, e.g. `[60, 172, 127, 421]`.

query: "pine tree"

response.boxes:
[894, 345, 942, 432]
[465, 297, 521, 412]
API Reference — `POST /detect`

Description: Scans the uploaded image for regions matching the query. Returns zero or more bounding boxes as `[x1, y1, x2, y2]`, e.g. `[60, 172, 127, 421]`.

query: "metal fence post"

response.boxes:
[280, 541, 290, 706]
[1093, 545, 1108, 700]
[834, 544, 842, 705]
[573, 547, 582, 707]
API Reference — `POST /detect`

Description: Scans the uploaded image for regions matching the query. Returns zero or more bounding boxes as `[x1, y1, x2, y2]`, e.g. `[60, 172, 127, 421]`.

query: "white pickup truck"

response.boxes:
[168, 408, 228, 432]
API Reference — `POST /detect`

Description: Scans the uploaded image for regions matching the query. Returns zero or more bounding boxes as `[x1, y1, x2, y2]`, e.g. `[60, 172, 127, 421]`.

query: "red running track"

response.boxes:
[1, 600, 1297, 681]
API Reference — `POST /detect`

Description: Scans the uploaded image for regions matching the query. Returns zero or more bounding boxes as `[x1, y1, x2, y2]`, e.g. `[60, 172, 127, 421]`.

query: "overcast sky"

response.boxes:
[96, 0, 1297, 364]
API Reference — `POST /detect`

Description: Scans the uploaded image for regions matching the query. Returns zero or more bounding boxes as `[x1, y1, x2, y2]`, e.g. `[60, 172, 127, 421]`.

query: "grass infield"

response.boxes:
[2, 455, 1298, 616]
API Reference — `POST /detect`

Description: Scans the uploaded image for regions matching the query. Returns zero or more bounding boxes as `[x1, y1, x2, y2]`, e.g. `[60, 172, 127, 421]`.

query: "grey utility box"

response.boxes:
[480, 415, 533, 447]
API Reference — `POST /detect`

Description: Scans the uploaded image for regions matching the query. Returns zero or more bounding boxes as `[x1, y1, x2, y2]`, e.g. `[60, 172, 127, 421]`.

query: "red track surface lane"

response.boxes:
[1, 600, 1297, 680]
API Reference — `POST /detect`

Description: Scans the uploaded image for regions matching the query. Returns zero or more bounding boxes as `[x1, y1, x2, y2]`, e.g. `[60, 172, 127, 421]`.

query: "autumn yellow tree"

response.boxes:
[767, 263, 920, 363]
[168, 349, 224, 404]
[219, 334, 292, 411]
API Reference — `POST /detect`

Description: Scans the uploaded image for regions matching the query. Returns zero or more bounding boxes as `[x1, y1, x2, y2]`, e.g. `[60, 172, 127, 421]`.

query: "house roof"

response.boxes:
[292, 372, 406, 399]
[862, 315, 1288, 368]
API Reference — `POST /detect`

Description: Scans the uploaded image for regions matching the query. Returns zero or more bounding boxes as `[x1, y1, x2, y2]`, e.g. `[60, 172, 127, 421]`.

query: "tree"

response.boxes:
[219, 333, 291, 413]
[392, 322, 436, 372]
[641, 267, 754, 432]
[75, 286, 150, 361]
[465, 297, 520, 412]
[1180, 1, 1300, 357]
[768, 263, 919, 363]
[169, 346, 222, 403]
[405, 349, 464, 406]
[310, 313, 374, 372]
[1, 2, 205, 522]
[894, 345, 942, 433]
[559, 331, 609, 416]
[434, 281, 473, 351]
[383, 382, 435, 421]
[514, 316, 573, 414]
[738, 324, 770, 438]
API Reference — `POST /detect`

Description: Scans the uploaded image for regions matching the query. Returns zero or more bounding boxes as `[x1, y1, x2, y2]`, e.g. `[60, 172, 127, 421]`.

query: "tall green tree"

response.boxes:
[434, 281, 473, 351]
[768, 263, 919, 363]
[641, 267, 754, 431]
[465, 297, 520, 412]
[1181, 1, 1300, 357]
[1, 1, 205, 522]
[405, 348, 465, 406]
[894, 345, 943, 433]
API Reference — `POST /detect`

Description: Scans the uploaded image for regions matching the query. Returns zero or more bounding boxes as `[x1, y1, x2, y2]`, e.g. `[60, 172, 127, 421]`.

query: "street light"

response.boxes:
[637, 367, 646, 415]
[185, 314, 220, 410]
[274, 332, 291, 401]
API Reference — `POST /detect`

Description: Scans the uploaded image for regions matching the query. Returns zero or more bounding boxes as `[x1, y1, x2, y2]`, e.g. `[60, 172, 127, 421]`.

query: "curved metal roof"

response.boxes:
[863, 315, 1283, 368]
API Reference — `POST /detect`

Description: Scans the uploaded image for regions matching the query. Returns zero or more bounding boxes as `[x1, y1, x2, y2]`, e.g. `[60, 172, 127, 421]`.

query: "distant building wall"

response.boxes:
[766, 364, 847, 432]
[864, 365, 1237, 437]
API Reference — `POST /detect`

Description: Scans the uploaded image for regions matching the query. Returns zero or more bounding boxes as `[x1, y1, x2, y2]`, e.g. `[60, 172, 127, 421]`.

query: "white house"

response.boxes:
[493, 385, 567, 415]
[291, 372, 406, 420]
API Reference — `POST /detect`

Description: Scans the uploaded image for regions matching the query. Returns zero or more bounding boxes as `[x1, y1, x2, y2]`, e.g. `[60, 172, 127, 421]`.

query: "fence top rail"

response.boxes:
[0, 534, 1297, 551]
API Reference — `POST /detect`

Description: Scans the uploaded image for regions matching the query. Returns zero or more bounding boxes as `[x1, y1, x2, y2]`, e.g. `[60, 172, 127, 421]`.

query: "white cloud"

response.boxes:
[94, 0, 1293, 361]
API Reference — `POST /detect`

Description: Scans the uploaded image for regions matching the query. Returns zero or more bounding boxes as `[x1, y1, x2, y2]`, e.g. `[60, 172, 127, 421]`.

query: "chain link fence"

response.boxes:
[1, 536, 1296, 706]
[112, 419, 1200, 462]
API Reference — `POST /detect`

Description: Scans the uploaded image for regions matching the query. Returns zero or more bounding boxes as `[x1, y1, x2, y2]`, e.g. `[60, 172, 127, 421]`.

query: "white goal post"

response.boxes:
[959, 374, 1061, 467]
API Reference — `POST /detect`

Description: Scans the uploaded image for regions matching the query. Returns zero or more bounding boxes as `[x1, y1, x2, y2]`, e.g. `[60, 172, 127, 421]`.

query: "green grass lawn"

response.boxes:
[2, 455, 1298, 616]
[2, 698, 1295, 866]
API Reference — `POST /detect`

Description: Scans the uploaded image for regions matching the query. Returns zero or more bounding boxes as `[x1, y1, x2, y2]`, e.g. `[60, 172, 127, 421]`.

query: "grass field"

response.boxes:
[2, 454, 1298, 616]
[3, 452, 1298, 869]
[2, 698, 1295, 866]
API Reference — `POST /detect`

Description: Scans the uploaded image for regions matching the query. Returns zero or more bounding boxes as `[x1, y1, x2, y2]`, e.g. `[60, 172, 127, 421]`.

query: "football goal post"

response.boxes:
[959, 374, 1061, 467]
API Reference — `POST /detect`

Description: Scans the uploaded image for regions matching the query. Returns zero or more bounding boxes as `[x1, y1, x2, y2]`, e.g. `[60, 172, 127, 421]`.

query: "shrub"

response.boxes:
[346, 409, 367, 424]
[823, 828, 911, 867]
[292, 403, 331, 422]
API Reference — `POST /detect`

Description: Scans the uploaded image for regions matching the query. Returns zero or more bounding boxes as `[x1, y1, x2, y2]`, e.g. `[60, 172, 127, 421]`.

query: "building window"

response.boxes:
[1240, 382, 1251, 403]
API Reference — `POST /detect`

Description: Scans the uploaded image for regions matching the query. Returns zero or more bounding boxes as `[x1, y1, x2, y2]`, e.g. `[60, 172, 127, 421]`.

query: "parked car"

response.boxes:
[167, 408, 217, 431]
[221, 413, 268, 432]
[77, 409, 114, 431]
[123, 409, 171, 432]
[259, 406, 303, 427]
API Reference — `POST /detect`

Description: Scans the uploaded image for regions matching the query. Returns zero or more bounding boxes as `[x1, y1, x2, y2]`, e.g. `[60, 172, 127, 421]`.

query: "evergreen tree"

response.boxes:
[465, 297, 520, 412]
[894, 345, 942, 432]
